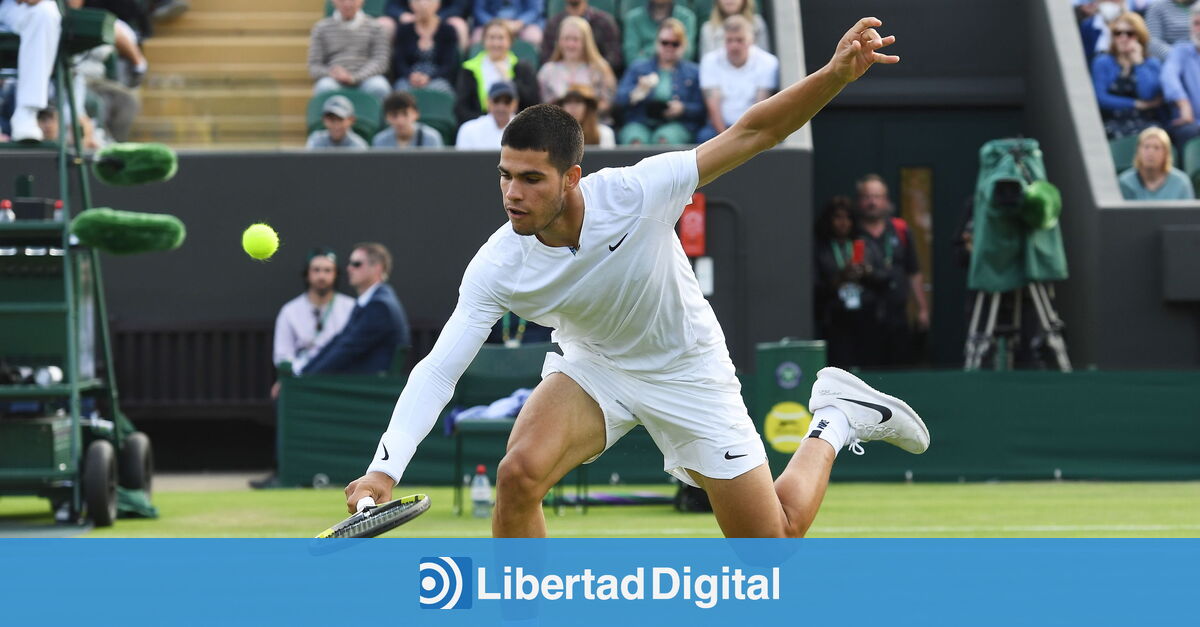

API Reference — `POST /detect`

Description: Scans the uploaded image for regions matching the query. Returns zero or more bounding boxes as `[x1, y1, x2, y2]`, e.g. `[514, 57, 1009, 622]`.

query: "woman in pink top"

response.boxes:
[537, 16, 616, 120]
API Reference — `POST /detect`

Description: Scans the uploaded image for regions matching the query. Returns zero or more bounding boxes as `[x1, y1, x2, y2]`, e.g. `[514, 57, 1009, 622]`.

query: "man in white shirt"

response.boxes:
[697, 15, 779, 143]
[0, 0, 61, 142]
[346, 17, 930, 538]
[271, 248, 356, 396]
[455, 81, 518, 149]
[253, 248, 356, 489]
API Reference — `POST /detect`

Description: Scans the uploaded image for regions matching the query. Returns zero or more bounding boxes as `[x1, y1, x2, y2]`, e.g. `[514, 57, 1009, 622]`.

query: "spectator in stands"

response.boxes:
[1076, 0, 1153, 23]
[308, 0, 392, 103]
[698, 0, 770, 58]
[538, 16, 616, 119]
[1079, 0, 1132, 65]
[1118, 126, 1196, 199]
[472, 0, 543, 49]
[456, 80, 518, 148]
[1161, 4, 1200, 146]
[1146, 0, 1195, 60]
[554, 84, 615, 147]
[1092, 10, 1163, 139]
[615, 18, 704, 144]
[273, 248, 357, 391]
[853, 174, 929, 369]
[697, 15, 777, 142]
[455, 19, 539, 124]
[622, 0, 697, 64]
[76, 1, 149, 86]
[300, 243, 411, 375]
[373, 90, 445, 147]
[35, 106, 56, 141]
[151, 0, 188, 24]
[306, 95, 369, 149]
[383, 0, 470, 51]
[392, 0, 460, 95]
[541, 0, 621, 72]
[0, 0, 62, 142]
[814, 196, 868, 369]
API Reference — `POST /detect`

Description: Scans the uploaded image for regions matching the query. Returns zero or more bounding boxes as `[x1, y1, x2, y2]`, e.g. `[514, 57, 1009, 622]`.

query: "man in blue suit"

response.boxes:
[299, 242, 411, 375]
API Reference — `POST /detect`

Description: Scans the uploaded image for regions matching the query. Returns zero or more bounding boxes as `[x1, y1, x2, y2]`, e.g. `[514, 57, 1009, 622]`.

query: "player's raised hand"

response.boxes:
[828, 17, 899, 84]
[344, 471, 395, 513]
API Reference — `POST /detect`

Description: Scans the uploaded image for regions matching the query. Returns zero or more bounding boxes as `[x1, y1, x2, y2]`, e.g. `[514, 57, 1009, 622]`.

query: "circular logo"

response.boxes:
[775, 361, 802, 390]
[419, 556, 468, 609]
[763, 401, 813, 454]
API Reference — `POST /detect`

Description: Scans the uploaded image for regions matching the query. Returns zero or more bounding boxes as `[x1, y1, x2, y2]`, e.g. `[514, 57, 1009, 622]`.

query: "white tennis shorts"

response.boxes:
[542, 352, 767, 487]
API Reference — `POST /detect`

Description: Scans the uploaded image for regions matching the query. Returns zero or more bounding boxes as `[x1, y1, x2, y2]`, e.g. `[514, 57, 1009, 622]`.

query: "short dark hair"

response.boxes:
[383, 91, 418, 115]
[816, 195, 855, 241]
[353, 242, 392, 279]
[303, 246, 340, 287]
[501, 104, 584, 173]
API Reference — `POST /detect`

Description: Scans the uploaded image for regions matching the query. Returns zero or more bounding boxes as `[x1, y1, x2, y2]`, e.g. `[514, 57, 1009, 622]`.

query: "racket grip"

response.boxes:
[356, 496, 376, 513]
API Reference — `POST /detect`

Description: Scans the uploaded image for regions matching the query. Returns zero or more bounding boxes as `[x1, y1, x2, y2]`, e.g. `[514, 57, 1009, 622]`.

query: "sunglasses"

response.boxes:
[658, 39, 682, 48]
[1112, 30, 1137, 38]
[348, 260, 365, 268]
[492, 95, 515, 105]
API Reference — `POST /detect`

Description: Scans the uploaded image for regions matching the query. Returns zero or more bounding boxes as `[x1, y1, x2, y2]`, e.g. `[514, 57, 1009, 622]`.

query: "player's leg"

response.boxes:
[682, 367, 929, 538]
[493, 372, 607, 537]
[686, 437, 836, 538]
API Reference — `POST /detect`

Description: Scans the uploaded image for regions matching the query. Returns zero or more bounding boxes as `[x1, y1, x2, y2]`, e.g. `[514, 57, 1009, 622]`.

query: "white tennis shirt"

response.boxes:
[369, 149, 733, 482]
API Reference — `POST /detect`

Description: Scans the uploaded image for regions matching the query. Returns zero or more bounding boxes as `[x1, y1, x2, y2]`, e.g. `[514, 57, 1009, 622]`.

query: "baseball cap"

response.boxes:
[322, 95, 355, 119]
[488, 81, 517, 101]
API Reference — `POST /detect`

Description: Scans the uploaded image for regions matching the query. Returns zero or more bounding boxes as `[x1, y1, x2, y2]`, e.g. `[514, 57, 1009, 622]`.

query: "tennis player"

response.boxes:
[345, 17, 929, 537]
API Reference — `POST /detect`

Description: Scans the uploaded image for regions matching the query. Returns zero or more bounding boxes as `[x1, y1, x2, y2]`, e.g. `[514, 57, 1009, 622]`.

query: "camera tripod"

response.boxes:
[964, 282, 1072, 372]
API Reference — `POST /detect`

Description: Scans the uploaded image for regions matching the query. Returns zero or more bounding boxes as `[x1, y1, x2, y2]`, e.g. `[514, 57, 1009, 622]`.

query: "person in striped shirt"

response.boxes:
[309, 0, 393, 103]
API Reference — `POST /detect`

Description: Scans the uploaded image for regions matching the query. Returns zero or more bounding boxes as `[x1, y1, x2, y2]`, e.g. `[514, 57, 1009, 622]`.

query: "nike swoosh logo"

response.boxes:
[724, 452, 748, 460]
[843, 398, 892, 423]
[381, 443, 389, 461]
[608, 233, 629, 252]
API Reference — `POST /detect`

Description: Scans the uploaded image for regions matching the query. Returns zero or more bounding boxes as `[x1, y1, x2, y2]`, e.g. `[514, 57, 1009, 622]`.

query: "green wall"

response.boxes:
[279, 369, 1200, 487]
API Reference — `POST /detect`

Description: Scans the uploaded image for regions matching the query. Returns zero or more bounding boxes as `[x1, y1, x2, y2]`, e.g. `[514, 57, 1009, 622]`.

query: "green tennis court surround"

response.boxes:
[277, 367, 1200, 486]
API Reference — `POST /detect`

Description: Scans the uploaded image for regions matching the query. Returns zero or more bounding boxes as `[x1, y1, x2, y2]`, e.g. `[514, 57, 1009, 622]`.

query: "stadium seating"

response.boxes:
[323, 0, 388, 18]
[1183, 137, 1200, 192]
[305, 88, 383, 143]
[1109, 134, 1139, 174]
[408, 87, 458, 145]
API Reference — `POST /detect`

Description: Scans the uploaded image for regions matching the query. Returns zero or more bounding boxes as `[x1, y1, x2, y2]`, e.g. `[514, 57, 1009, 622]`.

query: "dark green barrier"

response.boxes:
[279, 370, 1200, 486]
[825, 370, 1200, 482]
[277, 374, 665, 487]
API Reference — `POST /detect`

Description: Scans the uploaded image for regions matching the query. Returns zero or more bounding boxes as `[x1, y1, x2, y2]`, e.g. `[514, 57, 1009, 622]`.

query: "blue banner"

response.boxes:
[0, 539, 1194, 625]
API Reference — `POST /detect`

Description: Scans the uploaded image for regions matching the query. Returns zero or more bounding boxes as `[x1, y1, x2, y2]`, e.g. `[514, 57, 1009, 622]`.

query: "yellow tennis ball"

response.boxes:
[242, 223, 279, 260]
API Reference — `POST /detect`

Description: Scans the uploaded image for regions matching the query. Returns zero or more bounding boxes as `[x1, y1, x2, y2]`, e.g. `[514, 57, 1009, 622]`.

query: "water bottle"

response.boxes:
[470, 464, 492, 518]
[0, 199, 14, 222]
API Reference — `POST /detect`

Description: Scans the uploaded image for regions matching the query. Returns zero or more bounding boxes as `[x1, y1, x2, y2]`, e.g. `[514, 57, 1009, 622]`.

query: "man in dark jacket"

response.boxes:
[300, 242, 411, 375]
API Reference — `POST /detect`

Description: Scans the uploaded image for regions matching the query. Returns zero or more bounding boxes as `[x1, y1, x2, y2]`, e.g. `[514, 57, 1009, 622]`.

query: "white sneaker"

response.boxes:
[10, 107, 43, 143]
[809, 367, 930, 455]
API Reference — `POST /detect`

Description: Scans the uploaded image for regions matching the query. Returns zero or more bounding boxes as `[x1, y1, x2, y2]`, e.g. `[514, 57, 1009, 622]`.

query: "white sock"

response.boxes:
[808, 406, 851, 455]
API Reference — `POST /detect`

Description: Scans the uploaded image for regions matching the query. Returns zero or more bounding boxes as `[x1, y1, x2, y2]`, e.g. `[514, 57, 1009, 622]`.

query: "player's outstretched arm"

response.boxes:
[695, 17, 899, 187]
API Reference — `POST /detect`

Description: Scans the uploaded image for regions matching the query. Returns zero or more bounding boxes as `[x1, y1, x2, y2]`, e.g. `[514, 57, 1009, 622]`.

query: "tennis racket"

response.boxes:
[314, 493, 431, 539]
